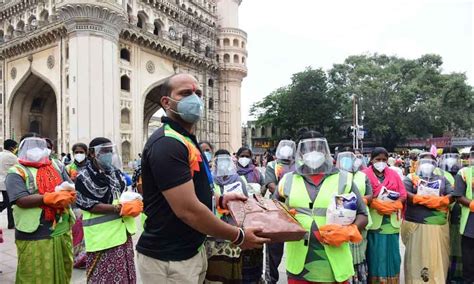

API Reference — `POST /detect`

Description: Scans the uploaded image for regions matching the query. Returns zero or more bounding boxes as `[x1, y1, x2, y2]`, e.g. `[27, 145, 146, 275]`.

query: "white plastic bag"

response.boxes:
[119, 191, 143, 203]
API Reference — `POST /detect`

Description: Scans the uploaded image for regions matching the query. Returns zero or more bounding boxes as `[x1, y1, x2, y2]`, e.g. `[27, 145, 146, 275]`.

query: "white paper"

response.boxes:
[223, 181, 244, 195]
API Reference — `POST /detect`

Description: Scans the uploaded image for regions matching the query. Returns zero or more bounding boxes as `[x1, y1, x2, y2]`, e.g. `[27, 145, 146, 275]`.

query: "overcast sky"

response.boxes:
[239, 0, 473, 122]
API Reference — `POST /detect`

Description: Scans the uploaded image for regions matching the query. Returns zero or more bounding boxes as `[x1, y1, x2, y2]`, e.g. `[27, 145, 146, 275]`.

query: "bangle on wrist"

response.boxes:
[232, 227, 245, 246]
[231, 228, 240, 243]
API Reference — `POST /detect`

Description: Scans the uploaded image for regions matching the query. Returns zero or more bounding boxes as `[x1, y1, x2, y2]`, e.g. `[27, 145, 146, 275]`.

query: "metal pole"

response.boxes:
[355, 97, 359, 149]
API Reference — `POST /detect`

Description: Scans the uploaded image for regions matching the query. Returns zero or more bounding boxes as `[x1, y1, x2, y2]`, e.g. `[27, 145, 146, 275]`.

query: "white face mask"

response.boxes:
[373, 162, 387, 173]
[420, 163, 435, 177]
[354, 158, 363, 170]
[26, 147, 48, 162]
[303, 151, 325, 169]
[46, 148, 52, 157]
[74, 153, 86, 163]
[238, 157, 251, 167]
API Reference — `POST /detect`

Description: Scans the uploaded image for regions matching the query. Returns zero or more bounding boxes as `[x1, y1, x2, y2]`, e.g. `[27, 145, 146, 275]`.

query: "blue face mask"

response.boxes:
[169, 93, 204, 123]
[204, 151, 212, 162]
[97, 153, 113, 170]
[340, 157, 353, 172]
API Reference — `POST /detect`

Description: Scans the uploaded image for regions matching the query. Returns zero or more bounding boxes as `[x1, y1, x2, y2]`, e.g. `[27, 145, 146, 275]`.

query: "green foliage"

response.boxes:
[251, 54, 474, 150]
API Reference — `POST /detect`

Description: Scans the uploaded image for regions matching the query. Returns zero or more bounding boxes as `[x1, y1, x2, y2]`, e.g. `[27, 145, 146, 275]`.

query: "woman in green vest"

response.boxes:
[453, 151, 474, 283]
[402, 152, 452, 283]
[205, 149, 249, 283]
[362, 147, 406, 283]
[336, 151, 373, 284]
[75, 137, 143, 283]
[5, 135, 76, 283]
[276, 131, 368, 283]
[439, 149, 463, 283]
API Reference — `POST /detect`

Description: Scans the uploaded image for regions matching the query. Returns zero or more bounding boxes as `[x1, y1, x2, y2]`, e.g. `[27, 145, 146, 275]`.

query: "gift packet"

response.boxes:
[119, 191, 143, 203]
[377, 187, 400, 201]
[326, 192, 357, 225]
[417, 180, 441, 196]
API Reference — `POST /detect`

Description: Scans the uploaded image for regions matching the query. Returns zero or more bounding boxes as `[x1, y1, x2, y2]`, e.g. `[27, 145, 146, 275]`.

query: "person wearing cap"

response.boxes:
[264, 139, 296, 284]
[0, 139, 18, 229]
[402, 152, 453, 283]
[439, 148, 464, 282]
[5, 133, 76, 283]
[205, 149, 249, 283]
[335, 151, 373, 283]
[75, 137, 142, 283]
[362, 147, 406, 283]
[136, 74, 268, 283]
[276, 131, 368, 283]
[453, 151, 474, 283]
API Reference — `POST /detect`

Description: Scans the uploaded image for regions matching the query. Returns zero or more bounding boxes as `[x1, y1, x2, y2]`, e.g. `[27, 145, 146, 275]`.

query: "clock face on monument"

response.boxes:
[169, 27, 176, 39]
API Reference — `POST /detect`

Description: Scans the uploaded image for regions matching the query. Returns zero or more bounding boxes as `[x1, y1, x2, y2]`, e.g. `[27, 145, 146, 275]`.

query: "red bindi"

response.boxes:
[192, 84, 197, 92]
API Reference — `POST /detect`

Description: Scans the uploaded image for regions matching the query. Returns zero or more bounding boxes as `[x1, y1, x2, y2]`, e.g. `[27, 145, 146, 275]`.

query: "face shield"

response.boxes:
[18, 138, 49, 164]
[275, 140, 296, 161]
[336, 152, 356, 173]
[416, 158, 437, 178]
[214, 154, 237, 177]
[354, 154, 367, 171]
[92, 143, 122, 171]
[296, 138, 332, 175]
[439, 153, 461, 173]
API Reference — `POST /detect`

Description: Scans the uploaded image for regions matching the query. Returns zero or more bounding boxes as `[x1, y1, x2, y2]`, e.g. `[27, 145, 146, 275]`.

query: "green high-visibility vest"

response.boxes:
[350, 171, 372, 229]
[82, 210, 137, 252]
[434, 167, 455, 185]
[368, 173, 402, 232]
[8, 161, 74, 233]
[283, 171, 355, 282]
[460, 167, 473, 235]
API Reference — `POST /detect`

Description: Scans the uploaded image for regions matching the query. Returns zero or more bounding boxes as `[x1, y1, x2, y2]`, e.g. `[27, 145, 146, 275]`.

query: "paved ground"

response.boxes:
[0, 210, 288, 283]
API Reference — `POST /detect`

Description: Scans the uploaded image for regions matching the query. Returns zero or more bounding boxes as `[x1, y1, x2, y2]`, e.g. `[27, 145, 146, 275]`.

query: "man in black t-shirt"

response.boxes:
[136, 74, 268, 283]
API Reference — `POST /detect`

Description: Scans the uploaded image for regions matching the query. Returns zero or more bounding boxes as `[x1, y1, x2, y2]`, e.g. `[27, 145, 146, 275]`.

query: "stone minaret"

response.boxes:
[215, 0, 248, 153]
[57, 0, 127, 147]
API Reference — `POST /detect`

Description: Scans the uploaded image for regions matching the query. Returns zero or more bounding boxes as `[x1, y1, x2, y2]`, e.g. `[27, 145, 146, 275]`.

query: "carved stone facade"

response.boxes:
[0, 0, 247, 164]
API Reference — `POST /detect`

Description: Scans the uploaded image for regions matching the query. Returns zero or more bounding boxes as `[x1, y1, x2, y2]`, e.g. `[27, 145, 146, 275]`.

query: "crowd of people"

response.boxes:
[0, 73, 473, 284]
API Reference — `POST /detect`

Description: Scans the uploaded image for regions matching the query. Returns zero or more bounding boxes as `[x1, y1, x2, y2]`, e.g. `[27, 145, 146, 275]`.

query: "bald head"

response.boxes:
[159, 74, 200, 107]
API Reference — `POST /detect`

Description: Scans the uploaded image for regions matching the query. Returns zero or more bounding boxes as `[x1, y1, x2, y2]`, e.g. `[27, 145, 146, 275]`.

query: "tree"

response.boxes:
[250, 67, 349, 141]
[328, 54, 474, 150]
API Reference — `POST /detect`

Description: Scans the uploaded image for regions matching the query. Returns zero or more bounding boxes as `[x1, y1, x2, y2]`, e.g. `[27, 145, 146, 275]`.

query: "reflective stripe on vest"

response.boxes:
[284, 172, 355, 282]
[82, 211, 137, 252]
[460, 167, 473, 235]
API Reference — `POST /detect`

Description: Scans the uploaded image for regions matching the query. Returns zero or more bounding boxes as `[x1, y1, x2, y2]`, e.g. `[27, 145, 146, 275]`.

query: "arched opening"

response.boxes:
[194, 40, 201, 53]
[216, 54, 220, 62]
[137, 11, 148, 29]
[216, 39, 220, 47]
[122, 141, 131, 164]
[39, 9, 49, 25]
[121, 75, 130, 92]
[16, 20, 25, 33]
[10, 73, 57, 146]
[223, 54, 230, 63]
[153, 20, 162, 36]
[208, 98, 214, 110]
[208, 78, 214, 87]
[6, 25, 14, 38]
[121, 108, 131, 124]
[233, 39, 239, 47]
[233, 54, 239, 64]
[242, 57, 246, 64]
[223, 38, 230, 46]
[143, 79, 172, 140]
[120, 48, 131, 62]
[205, 46, 211, 57]
[0, 30, 4, 43]
[182, 33, 189, 47]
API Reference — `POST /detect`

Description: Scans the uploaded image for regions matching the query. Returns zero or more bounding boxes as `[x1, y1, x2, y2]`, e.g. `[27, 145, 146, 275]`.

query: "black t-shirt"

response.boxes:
[136, 117, 213, 261]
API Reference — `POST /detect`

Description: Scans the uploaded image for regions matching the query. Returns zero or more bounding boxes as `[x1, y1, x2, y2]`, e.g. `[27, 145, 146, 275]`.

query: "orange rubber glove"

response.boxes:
[43, 191, 76, 209]
[469, 201, 474, 212]
[120, 200, 143, 217]
[415, 195, 450, 210]
[371, 199, 403, 215]
[318, 224, 362, 247]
